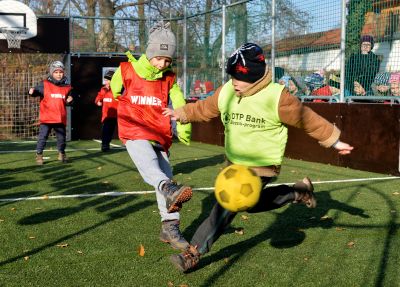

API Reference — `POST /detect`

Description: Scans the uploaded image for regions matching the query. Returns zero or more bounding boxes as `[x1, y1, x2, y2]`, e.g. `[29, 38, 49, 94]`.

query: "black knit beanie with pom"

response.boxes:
[226, 43, 266, 83]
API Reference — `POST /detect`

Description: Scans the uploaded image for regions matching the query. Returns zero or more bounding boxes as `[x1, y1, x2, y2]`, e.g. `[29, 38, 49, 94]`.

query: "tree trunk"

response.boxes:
[138, 0, 146, 53]
[201, 0, 213, 69]
[86, 0, 97, 51]
[98, 0, 116, 52]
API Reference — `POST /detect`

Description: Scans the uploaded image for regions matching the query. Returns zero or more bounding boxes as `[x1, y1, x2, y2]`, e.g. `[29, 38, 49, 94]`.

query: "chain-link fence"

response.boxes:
[2, 0, 400, 140]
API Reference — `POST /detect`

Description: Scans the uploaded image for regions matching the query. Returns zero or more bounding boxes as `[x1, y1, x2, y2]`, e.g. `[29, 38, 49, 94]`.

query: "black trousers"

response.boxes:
[36, 123, 66, 154]
[191, 177, 296, 254]
[101, 118, 117, 150]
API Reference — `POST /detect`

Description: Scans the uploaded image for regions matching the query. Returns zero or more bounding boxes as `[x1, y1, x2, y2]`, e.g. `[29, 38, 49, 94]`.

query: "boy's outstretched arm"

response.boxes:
[333, 141, 354, 155]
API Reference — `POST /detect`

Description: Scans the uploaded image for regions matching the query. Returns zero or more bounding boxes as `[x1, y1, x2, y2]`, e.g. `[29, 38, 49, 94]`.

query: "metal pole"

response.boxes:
[183, 2, 187, 98]
[339, 0, 346, 103]
[271, 0, 275, 82]
[222, 4, 226, 82]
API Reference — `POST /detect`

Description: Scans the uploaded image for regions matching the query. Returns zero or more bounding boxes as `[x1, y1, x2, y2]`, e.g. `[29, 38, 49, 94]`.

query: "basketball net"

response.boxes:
[0, 27, 28, 49]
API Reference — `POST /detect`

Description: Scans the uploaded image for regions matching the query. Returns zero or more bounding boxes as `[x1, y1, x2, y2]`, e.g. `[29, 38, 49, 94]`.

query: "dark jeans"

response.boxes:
[191, 177, 296, 254]
[101, 118, 117, 150]
[36, 123, 66, 154]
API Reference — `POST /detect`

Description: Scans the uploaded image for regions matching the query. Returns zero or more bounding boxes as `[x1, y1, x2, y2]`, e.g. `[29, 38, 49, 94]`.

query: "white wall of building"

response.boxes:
[274, 40, 400, 73]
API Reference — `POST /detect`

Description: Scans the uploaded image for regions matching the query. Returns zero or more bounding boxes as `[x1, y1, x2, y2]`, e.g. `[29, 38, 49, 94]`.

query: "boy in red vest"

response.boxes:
[110, 22, 193, 251]
[94, 70, 118, 152]
[29, 61, 73, 165]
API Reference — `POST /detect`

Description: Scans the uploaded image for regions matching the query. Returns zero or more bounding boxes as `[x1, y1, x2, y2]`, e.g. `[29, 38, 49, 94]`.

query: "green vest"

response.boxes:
[218, 80, 287, 166]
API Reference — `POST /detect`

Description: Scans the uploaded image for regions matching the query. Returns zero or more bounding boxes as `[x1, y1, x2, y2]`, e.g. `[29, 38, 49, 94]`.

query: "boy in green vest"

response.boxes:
[163, 43, 353, 272]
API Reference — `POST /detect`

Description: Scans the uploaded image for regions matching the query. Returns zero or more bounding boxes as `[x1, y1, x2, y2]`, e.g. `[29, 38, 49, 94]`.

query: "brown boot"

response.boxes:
[58, 152, 68, 163]
[170, 245, 200, 273]
[36, 153, 43, 165]
[293, 177, 317, 208]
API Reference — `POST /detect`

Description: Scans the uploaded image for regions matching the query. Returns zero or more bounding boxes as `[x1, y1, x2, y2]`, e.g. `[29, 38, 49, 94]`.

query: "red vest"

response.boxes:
[40, 80, 72, 125]
[95, 87, 118, 122]
[118, 62, 175, 150]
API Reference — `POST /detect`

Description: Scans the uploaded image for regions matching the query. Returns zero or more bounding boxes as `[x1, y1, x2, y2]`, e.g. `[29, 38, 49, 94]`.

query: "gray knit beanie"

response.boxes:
[146, 22, 176, 60]
[49, 61, 64, 75]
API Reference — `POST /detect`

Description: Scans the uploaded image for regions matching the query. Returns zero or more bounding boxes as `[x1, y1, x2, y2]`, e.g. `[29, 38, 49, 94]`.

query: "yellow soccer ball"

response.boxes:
[214, 164, 262, 212]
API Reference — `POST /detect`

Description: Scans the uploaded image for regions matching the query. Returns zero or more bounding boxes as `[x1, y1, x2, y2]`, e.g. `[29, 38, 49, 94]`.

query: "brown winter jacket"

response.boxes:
[175, 68, 340, 177]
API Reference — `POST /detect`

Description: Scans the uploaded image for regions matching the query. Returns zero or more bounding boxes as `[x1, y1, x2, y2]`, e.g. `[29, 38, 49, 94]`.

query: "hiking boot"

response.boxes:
[160, 220, 189, 250]
[161, 180, 192, 213]
[58, 152, 68, 163]
[170, 245, 200, 273]
[36, 153, 43, 165]
[293, 177, 317, 208]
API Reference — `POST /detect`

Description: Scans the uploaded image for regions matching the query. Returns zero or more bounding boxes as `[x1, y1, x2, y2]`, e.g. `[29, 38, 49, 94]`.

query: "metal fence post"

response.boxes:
[222, 4, 226, 82]
[339, 0, 346, 103]
[183, 2, 187, 98]
[271, 0, 275, 82]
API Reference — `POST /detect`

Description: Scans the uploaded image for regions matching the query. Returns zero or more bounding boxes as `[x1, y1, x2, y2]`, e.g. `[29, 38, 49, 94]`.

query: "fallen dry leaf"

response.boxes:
[97, 166, 102, 170]
[77, 250, 83, 255]
[10, 208, 16, 211]
[179, 285, 189, 287]
[320, 215, 331, 221]
[138, 244, 145, 257]
[392, 192, 399, 195]
[224, 258, 229, 264]
[102, 181, 109, 184]
[24, 256, 29, 261]
[235, 228, 244, 235]
[167, 281, 174, 287]
[241, 215, 249, 221]
[0, 219, 4, 222]
[347, 241, 355, 248]
[42, 195, 49, 200]
[35, 207, 42, 210]
[29, 236, 35, 240]
[304, 257, 309, 261]
[56, 243, 69, 248]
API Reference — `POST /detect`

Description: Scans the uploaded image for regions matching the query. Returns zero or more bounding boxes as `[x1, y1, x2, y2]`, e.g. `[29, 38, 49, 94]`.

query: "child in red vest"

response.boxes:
[29, 61, 74, 165]
[110, 22, 192, 251]
[94, 70, 118, 152]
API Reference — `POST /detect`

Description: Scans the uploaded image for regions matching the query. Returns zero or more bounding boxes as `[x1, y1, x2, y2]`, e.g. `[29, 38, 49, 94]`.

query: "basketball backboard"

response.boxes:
[0, 0, 37, 40]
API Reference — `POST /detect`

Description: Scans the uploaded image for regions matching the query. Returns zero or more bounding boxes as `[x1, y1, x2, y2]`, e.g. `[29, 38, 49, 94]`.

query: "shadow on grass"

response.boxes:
[1, 198, 153, 267]
[173, 154, 225, 174]
[187, 189, 372, 286]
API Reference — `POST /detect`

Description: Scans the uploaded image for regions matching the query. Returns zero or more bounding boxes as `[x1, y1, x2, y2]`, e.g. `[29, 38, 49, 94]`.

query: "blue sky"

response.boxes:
[296, 0, 343, 33]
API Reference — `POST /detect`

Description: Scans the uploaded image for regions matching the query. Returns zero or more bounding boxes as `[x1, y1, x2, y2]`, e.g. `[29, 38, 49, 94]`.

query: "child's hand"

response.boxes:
[333, 141, 353, 155]
[29, 87, 34, 95]
[162, 108, 179, 121]
[66, 96, 73, 103]
[96, 101, 102, 106]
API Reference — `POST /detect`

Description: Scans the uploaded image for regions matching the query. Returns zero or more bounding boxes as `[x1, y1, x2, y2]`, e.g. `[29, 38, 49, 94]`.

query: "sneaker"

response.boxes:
[36, 153, 43, 165]
[58, 152, 68, 163]
[170, 245, 200, 273]
[160, 220, 189, 250]
[293, 177, 317, 208]
[161, 180, 192, 213]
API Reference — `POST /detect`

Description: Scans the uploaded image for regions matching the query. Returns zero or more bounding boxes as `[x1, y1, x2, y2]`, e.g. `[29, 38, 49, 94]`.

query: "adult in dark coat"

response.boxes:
[345, 35, 381, 95]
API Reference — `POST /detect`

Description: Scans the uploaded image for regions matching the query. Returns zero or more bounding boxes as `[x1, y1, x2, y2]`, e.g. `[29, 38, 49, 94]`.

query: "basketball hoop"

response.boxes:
[0, 27, 29, 49]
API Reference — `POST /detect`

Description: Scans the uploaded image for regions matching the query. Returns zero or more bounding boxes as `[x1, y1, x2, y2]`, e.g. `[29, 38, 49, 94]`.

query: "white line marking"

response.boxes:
[0, 147, 125, 153]
[92, 139, 122, 148]
[1, 176, 398, 202]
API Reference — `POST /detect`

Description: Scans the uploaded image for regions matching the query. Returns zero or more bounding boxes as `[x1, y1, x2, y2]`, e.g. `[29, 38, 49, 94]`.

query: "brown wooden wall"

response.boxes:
[191, 103, 400, 175]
